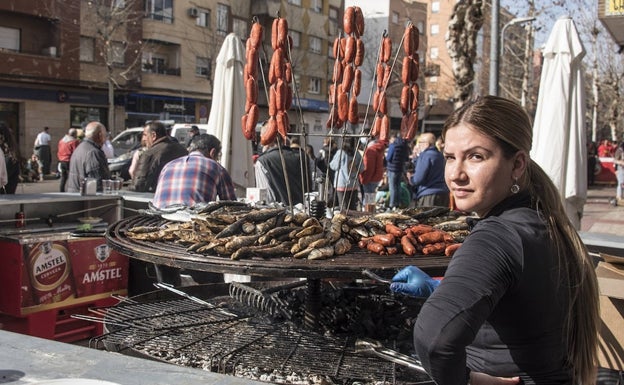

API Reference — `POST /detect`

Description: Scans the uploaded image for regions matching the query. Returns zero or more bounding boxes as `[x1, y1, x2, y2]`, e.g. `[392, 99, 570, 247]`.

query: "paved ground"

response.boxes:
[12, 177, 624, 237]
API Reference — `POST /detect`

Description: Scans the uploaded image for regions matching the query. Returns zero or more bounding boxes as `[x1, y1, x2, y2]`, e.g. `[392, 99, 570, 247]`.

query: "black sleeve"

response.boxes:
[413, 219, 522, 385]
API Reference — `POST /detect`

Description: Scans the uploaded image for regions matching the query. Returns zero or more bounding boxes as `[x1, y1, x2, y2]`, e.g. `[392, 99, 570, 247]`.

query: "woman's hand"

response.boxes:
[470, 372, 521, 385]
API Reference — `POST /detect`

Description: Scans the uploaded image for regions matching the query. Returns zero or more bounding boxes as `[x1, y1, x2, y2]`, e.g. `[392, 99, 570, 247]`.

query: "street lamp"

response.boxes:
[490, 16, 536, 96]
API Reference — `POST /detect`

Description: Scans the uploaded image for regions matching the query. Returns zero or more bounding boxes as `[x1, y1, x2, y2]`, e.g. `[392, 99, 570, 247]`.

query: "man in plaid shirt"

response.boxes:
[152, 134, 237, 209]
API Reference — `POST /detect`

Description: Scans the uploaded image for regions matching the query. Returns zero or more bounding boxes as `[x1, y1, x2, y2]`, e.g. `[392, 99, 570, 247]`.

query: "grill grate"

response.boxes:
[92, 284, 433, 385]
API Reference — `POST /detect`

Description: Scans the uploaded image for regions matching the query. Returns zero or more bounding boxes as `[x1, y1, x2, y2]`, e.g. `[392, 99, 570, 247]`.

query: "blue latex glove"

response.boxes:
[390, 266, 440, 298]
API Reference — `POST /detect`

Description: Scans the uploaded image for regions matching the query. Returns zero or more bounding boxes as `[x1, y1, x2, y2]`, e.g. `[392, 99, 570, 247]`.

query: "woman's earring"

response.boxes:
[510, 178, 520, 194]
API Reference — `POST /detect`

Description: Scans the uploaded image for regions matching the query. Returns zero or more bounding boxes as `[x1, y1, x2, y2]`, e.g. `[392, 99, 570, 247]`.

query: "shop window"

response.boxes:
[80, 36, 95, 62]
[70, 107, 108, 128]
[145, 0, 173, 24]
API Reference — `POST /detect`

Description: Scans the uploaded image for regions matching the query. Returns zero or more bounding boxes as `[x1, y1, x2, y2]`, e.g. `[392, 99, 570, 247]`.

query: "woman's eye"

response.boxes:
[469, 153, 484, 161]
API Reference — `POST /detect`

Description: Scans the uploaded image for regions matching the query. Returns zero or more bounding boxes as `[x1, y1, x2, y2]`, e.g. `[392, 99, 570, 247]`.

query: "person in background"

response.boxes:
[330, 137, 363, 211]
[26, 153, 42, 183]
[0, 122, 20, 194]
[152, 134, 236, 209]
[102, 127, 115, 159]
[131, 121, 188, 193]
[385, 135, 410, 210]
[586, 141, 598, 187]
[0, 144, 6, 192]
[57, 128, 80, 192]
[34, 126, 52, 178]
[317, 136, 338, 207]
[66, 121, 111, 192]
[166, 125, 179, 143]
[613, 141, 624, 206]
[359, 138, 386, 207]
[186, 125, 200, 148]
[128, 136, 147, 180]
[391, 96, 599, 385]
[407, 132, 449, 207]
[255, 123, 312, 206]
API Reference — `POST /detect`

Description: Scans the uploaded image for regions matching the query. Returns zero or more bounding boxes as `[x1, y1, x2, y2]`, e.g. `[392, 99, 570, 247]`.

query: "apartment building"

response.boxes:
[0, 0, 341, 162]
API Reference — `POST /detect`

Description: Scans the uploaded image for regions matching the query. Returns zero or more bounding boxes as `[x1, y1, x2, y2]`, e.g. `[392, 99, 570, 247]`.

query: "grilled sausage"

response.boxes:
[342, 64, 354, 92]
[402, 56, 412, 84]
[379, 115, 390, 142]
[376, 63, 384, 88]
[367, 241, 387, 255]
[285, 62, 292, 83]
[271, 18, 279, 50]
[249, 22, 263, 49]
[400, 85, 410, 114]
[411, 84, 420, 111]
[354, 39, 365, 67]
[344, 36, 356, 63]
[245, 104, 259, 140]
[337, 89, 349, 122]
[333, 37, 343, 59]
[241, 114, 249, 139]
[445, 243, 461, 257]
[370, 115, 381, 137]
[348, 95, 358, 124]
[411, 54, 420, 82]
[261, 117, 277, 145]
[275, 79, 287, 111]
[401, 235, 417, 256]
[276, 111, 289, 140]
[333, 59, 343, 83]
[354, 6, 365, 37]
[353, 68, 362, 96]
[277, 18, 289, 49]
[269, 84, 277, 116]
[382, 36, 392, 63]
[385, 223, 404, 238]
[343, 6, 355, 35]
[422, 242, 446, 255]
[272, 48, 284, 79]
[246, 76, 257, 105]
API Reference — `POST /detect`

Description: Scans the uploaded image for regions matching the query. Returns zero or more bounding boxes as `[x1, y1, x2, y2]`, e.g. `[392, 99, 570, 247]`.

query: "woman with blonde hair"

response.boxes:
[391, 96, 599, 385]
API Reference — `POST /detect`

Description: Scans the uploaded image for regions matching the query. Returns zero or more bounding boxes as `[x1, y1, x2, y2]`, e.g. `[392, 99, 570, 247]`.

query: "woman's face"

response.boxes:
[444, 123, 523, 217]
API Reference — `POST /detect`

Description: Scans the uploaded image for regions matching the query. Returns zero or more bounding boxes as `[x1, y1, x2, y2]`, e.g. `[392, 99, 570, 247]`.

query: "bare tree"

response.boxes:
[83, 0, 144, 133]
[446, 0, 485, 107]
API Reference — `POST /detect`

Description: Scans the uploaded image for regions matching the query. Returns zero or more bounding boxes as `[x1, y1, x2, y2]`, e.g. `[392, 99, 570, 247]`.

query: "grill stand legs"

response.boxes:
[303, 278, 321, 330]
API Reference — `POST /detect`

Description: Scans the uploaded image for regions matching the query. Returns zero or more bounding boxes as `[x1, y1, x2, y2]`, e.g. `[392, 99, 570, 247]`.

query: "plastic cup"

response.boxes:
[112, 179, 122, 194]
[103, 179, 113, 195]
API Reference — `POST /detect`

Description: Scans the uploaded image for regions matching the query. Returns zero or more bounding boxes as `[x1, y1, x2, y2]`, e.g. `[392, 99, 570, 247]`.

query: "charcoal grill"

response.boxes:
[106, 215, 450, 279]
[89, 282, 434, 385]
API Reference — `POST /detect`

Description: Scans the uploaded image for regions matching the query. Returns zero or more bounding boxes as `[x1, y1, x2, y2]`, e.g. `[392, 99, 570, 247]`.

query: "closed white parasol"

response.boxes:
[531, 16, 587, 229]
[207, 33, 255, 190]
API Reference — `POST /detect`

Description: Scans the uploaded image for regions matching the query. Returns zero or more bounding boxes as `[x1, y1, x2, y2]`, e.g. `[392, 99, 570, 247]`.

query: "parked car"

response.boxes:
[108, 127, 143, 180]
[170, 123, 209, 145]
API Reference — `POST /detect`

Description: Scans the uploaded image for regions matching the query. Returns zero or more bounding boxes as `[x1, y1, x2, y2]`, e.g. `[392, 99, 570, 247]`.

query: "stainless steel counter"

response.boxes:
[0, 330, 265, 385]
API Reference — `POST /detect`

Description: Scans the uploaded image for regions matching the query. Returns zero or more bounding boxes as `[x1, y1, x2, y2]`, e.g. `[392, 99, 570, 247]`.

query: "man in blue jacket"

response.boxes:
[408, 132, 449, 207]
[385, 135, 410, 209]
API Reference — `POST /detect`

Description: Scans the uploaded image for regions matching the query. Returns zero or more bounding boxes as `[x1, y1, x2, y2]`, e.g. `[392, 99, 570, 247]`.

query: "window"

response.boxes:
[196, 57, 211, 77]
[431, 24, 439, 35]
[232, 18, 247, 39]
[308, 77, 321, 94]
[113, 0, 125, 9]
[290, 31, 301, 48]
[216, 3, 230, 35]
[309, 36, 322, 54]
[288, 0, 302, 5]
[145, 0, 173, 23]
[432, 1, 440, 13]
[310, 0, 323, 12]
[79, 36, 94, 62]
[430, 47, 439, 59]
[329, 6, 338, 20]
[109, 41, 125, 65]
[196, 8, 210, 28]
[313, 119, 322, 132]
[392, 12, 399, 24]
[0, 26, 20, 52]
[417, 21, 425, 34]
[293, 74, 301, 92]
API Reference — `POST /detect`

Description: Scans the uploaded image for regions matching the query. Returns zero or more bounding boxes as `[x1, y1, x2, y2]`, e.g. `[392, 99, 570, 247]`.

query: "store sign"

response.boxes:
[164, 103, 185, 112]
[606, 0, 624, 15]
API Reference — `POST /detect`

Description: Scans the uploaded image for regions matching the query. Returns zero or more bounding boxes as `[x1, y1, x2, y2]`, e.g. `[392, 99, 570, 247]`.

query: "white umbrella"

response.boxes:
[207, 33, 255, 190]
[531, 15, 587, 230]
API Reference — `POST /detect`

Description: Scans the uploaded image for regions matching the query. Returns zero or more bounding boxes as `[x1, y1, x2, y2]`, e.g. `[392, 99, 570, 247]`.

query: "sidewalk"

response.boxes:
[11, 178, 624, 238]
